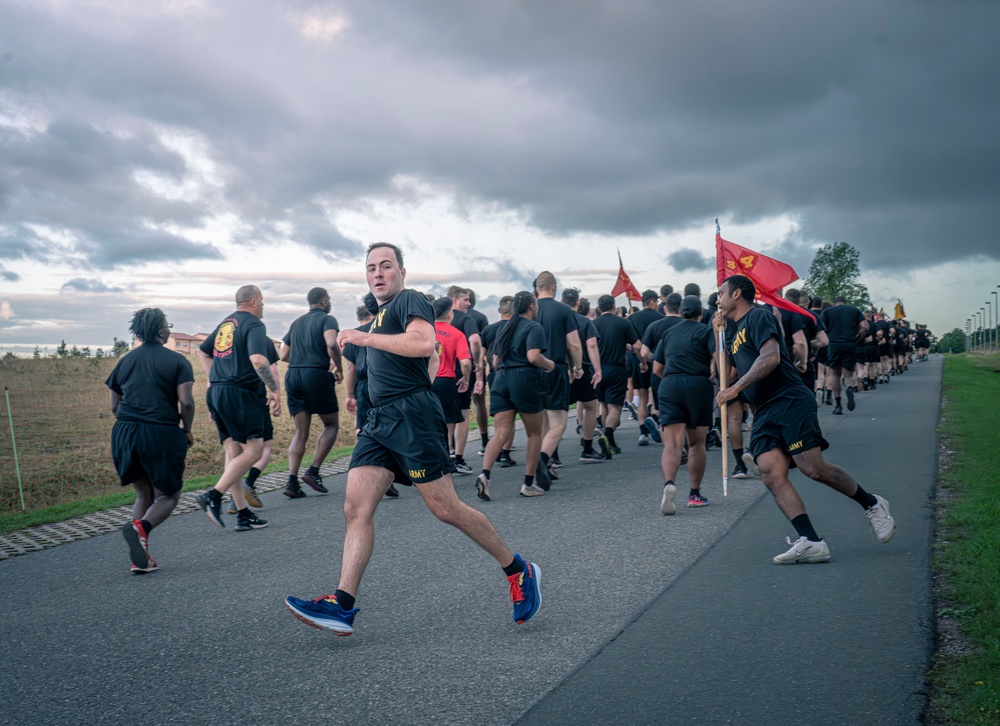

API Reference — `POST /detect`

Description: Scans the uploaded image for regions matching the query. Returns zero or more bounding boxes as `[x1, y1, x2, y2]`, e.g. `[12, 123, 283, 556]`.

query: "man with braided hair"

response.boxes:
[107, 308, 194, 573]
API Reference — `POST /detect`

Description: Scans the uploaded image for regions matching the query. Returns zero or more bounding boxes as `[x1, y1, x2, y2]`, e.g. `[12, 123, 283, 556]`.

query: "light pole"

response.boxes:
[966, 318, 971, 353]
[987, 302, 993, 355]
[993, 288, 999, 353]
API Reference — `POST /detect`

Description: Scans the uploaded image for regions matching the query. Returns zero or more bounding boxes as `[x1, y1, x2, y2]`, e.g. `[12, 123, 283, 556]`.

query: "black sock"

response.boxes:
[713, 416, 721, 429]
[582, 438, 593, 453]
[597, 415, 604, 427]
[742, 410, 748, 423]
[247, 466, 262, 486]
[287, 474, 298, 485]
[503, 558, 525, 577]
[524, 474, 534, 487]
[540, 452, 550, 466]
[664, 480, 674, 488]
[690, 488, 700, 497]
[733, 447, 744, 464]
[238, 507, 252, 517]
[334, 589, 356, 611]
[835, 397, 842, 405]
[553, 446, 561, 460]
[455, 455, 465, 464]
[791, 514, 821, 542]
[306, 465, 320, 477]
[500, 449, 511, 459]
[141, 519, 154, 535]
[850, 484, 878, 510]
[639, 423, 649, 435]
[606, 428, 616, 446]
[481, 433, 489, 446]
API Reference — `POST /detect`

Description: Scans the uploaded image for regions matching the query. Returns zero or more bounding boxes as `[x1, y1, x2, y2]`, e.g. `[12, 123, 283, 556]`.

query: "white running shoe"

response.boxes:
[773, 536, 831, 564]
[866, 494, 896, 543]
[660, 484, 677, 515]
[741, 452, 760, 478]
[638, 434, 650, 447]
[520, 483, 545, 497]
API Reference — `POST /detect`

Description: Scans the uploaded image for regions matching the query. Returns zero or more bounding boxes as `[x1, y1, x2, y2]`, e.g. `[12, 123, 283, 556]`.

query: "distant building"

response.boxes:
[131, 332, 208, 353]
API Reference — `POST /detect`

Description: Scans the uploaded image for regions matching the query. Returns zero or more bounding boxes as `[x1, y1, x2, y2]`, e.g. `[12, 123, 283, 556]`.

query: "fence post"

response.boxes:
[4, 386, 26, 510]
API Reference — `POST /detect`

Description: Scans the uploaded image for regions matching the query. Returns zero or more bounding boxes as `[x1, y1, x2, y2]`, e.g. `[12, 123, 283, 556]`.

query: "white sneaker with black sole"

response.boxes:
[454, 461, 473, 475]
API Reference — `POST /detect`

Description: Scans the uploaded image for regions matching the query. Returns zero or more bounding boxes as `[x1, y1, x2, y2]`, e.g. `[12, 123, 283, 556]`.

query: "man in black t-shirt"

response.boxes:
[715, 275, 895, 565]
[194, 285, 277, 532]
[480, 296, 517, 467]
[447, 286, 484, 473]
[280, 287, 343, 497]
[107, 308, 194, 573]
[592, 295, 642, 455]
[286, 243, 541, 636]
[467, 289, 492, 455]
[627, 290, 665, 444]
[562, 288, 607, 463]
[534, 271, 583, 483]
[820, 296, 867, 415]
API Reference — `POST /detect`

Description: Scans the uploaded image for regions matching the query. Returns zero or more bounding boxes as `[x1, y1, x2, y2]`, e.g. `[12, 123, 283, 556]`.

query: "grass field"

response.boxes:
[928, 354, 1000, 724]
[0, 356, 361, 514]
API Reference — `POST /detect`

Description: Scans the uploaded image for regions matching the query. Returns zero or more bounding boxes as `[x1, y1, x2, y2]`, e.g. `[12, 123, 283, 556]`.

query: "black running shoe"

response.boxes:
[196, 490, 225, 528]
[732, 463, 748, 479]
[578, 450, 606, 463]
[846, 386, 856, 411]
[283, 483, 306, 499]
[498, 454, 517, 468]
[234, 511, 268, 532]
[832, 403, 844, 415]
[535, 458, 551, 491]
[384, 484, 399, 498]
[597, 435, 612, 460]
[301, 471, 328, 493]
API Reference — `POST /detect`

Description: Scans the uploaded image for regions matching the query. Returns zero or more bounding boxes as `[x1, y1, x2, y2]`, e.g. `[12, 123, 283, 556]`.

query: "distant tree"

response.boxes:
[3, 351, 16, 360]
[32, 346, 41, 359]
[803, 242, 872, 309]
[938, 328, 966, 353]
[79, 346, 92, 358]
[69, 345, 82, 357]
[95, 348, 105, 359]
[111, 337, 130, 357]
[54, 340, 68, 358]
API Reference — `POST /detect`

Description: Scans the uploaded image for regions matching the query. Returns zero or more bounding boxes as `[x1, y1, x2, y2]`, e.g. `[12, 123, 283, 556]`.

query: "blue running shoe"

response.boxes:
[644, 416, 662, 444]
[507, 554, 542, 625]
[285, 593, 359, 636]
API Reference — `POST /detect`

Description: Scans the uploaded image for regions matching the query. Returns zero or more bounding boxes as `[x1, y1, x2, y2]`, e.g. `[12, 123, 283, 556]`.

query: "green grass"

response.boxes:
[0, 446, 354, 535]
[929, 354, 1000, 724]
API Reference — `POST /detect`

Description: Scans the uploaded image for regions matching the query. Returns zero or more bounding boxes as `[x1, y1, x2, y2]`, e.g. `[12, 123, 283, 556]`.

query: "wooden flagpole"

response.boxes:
[717, 330, 729, 496]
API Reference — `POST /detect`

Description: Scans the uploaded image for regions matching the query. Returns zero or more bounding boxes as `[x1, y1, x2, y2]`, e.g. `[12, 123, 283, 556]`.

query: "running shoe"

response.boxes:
[680, 449, 688, 466]
[832, 403, 844, 415]
[815, 389, 824, 406]
[687, 493, 709, 507]
[475, 474, 491, 502]
[243, 480, 263, 508]
[547, 463, 560, 481]
[637, 434, 650, 447]
[301, 471, 329, 493]
[508, 554, 542, 624]
[534, 459, 552, 491]
[733, 462, 748, 479]
[644, 417, 661, 444]
[550, 455, 564, 469]
[196, 490, 225, 528]
[660, 483, 677, 515]
[283, 483, 306, 499]
[626, 402, 639, 420]
[740, 421, 750, 432]
[130, 556, 158, 574]
[454, 461, 474, 476]
[498, 454, 517, 468]
[846, 386, 856, 412]
[773, 536, 831, 565]
[610, 444, 623, 455]
[866, 495, 896, 543]
[121, 520, 149, 570]
[597, 436, 612, 460]
[234, 511, 269, 532]
[741, 452, 760, 478]
[519, 483, 545, 497]
[384, 484, 399, 498]
[579, 450, 606, 463]
[285, 593, 359, 635]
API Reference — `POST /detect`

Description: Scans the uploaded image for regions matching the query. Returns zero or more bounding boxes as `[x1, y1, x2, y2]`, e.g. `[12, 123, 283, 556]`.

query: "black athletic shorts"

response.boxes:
[650, 372, 661, 409]
[491, 367, 545, 415]
[598, 364, 628, 406]
[111, 420, 187, 494]
[627, 351, 652, 389]
[431, 375, 465, 424]
[569, 367, 597, 404]
[865, 344, 880, 364]
[747, 387, 829, 468]
[878, 342, 890, 358]
[825, 342, 857, 370]
[350, 389, 456, 485]
[354, 379, 371, 431]
[799, 364, 816, 395]
[543, 362, 571, 410]
[285, 367, 339, 416]
[261, 401, 274, 441]
[814, 345, 828, 367]
[657, 375, 713, 429]
[207, 384, 264, 444]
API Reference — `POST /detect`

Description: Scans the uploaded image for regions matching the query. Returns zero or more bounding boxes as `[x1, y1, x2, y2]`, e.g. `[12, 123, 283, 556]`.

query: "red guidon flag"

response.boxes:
[611, 250, 642, 301]
[715, 219, 815, 321]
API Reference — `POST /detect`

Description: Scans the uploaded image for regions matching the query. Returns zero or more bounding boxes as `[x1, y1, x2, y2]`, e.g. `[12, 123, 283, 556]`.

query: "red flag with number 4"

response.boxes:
[715, 220, 814, 321]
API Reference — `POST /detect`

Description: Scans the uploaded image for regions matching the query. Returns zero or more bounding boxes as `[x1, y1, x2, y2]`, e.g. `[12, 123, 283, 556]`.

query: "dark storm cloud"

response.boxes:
[667, 248, 714, 273]
[2, 0, 998, 276]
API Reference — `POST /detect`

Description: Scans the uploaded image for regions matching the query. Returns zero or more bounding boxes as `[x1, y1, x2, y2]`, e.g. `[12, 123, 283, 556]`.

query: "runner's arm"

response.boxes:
[196, 348, 213, 380]
[716, 337, 780, 405]
[338, 317, 436, 358]
[792, 330, 808, 373]
[566, 328, 583, 373]
[177, 380, 195, 444]
[324, 328, 343, 382]
[458, 358, 471, 393]
[586, 336, 602, 386]
[527, 348, 555, 373]
[279, 342, 291, 363]
[343, 359, 357, 415]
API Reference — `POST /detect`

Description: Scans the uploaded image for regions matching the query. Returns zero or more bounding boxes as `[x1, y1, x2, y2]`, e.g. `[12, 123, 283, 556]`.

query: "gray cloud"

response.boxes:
[667, 248, 714, 273]
[60, 278, 125, 294]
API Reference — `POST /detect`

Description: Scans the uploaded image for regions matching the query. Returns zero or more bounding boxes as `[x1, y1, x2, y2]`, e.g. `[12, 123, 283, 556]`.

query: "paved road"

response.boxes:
[1, 359, 940, 725]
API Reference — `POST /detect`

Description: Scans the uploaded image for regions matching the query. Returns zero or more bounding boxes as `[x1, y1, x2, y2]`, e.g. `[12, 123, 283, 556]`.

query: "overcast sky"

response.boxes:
[2, 0, 999, 354]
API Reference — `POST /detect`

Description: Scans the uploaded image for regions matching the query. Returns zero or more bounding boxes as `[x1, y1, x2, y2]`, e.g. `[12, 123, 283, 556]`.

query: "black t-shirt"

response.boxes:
[106, 342, 194, 426]
[199, 311, 271, 389]
[725, 306, 806, 406]
[701, 306, 718, 326]
[495, 318, 548, 368]
[468, 308, 490, 337]
[574, 312, 598, 370]
[874, 319, 892, 344]
[536, 298, 578, 364]
[282, 308, 339, 369]
[642, 316, 683, 355]
[366, 289, 435, 405]
[629, 307, 664, 338]
[821, 305, 864, 344]
[481, 319, 504, 357]
[342, 323, 370, 380]
[592, 313, 640, 368]
[451, 309, 481, 376]
[653, 320, 716, 377]
[780, 309, 807, 355]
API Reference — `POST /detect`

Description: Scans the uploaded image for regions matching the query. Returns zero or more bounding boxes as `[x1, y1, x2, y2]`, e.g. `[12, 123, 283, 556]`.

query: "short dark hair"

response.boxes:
[707, 292, 718, 307]
[681, 295, 703, 320]
[497, 295, 514, 315]
[641, 289, 658, 304]
[666, 292, 683, 314]
[660, 284, 673, 297]
[447, 285, 468, 300]
[307, 287, 328, 305]
[683, 283, 701, 297]
[356, 305, 372, 322]
[561, 287, 580, 307]
[534, 271, 556, 292]
[834, 295, 846, 304]
[784, 288, 802, 305]
[578, 297, 591, 316]
[597, 294, 615, 312]
[467, 289, 477, 307]
[432, 296, 453, 320]
[723, 275, 756, 303]
[367, 242, 403, 267]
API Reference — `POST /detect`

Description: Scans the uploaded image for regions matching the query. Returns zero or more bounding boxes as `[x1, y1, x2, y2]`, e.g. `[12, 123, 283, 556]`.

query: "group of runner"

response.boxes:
[105, 242, 922, 635]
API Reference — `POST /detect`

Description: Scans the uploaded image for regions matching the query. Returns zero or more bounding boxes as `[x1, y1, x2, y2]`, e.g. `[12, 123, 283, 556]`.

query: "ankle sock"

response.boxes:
[582, 439, 593, 453]
[306, 465, 320, 477]
[140, 519, 154, 535]
[524, 475, 534, 487]
[503, 558, 525, 577]
[334, 589, 356, 610]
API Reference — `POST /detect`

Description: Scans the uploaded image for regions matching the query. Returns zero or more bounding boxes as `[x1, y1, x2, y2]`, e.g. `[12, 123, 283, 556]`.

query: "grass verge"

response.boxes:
[928, 354, 1000, 724]
[0, 446, 354, 535]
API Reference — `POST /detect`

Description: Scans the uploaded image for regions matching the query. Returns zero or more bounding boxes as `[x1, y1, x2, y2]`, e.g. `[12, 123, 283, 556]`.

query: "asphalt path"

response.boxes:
[0, 358, 940, 725]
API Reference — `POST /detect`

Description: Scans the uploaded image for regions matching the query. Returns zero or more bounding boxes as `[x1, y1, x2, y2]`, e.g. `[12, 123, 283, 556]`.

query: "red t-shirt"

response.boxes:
[434, 321, 472, 378]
